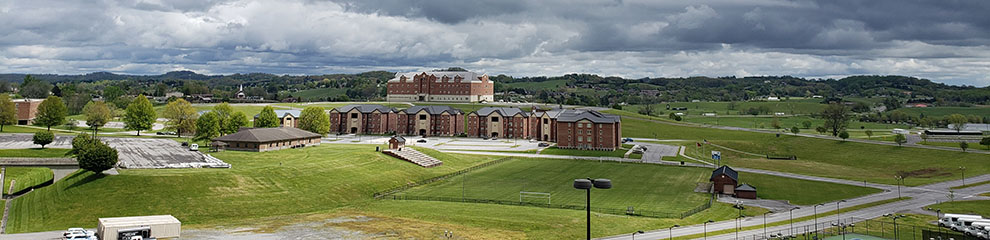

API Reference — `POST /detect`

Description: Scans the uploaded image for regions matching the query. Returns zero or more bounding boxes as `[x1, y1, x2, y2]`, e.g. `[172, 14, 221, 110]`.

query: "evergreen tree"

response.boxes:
[254, 106, 279, 128]
[124, 94, 156, 136]
[35, 96, 68, 131]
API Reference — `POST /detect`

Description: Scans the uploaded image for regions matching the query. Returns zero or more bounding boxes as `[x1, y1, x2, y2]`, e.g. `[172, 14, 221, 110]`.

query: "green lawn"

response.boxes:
[891, 106, 990, 118]
[504, 80, 570, 91]
[279, 88, 347, 101]
[613, 111, 990, 186]
[0, 125, 77, 134]
[624, 100, 828, 116]
[3, 167, 54, 195]
[0, 148, 71, 158]
[539, 146, 638, 159]
[926, 200, 990, 216]
[681, 115, 910, 130]
[739, 172, 881, 205]
[7, 144, 500, 233]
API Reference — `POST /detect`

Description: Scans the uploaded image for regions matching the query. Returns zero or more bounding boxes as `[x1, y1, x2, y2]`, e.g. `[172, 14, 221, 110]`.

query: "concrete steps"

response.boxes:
[383, 149, 442, 168]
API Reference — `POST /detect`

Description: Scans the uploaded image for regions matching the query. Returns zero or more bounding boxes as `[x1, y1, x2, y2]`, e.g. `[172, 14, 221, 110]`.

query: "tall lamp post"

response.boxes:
[763, 212, 770, 238]
[667, 225, 679, 240]
[789, 207, 800, 236]
[835, 199, 847, 224]
[814, 203, 825, 234]
[960, 166, 966, 185]
[894, 175, 904, 199]
[703, 220, 714, 240]
[885, 214, 905, 240]
[574, 178, 612, 240]
[736, 215, 744, 239]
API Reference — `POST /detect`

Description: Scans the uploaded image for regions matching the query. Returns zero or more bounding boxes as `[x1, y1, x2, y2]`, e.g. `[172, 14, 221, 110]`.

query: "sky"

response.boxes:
[1, 0, 989, 86]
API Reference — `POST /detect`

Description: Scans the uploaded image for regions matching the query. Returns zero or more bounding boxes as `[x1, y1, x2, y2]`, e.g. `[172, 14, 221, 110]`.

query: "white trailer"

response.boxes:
[954, 217, 985, 232]
[940, 213, 982, 227]
[98, 215, 181, 240]
[970, 222, 990, 238]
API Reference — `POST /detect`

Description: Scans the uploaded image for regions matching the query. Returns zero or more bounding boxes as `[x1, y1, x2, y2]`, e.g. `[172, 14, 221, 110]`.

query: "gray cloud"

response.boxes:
[0, 0, 988, 86]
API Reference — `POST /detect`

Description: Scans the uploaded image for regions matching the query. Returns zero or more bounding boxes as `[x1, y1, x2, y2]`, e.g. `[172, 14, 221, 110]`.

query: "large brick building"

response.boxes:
[386, 71, 494, 103]
[13, 99, 43, 125]
[397, 106, 464, 136]
[329, 105, 398, 134]
[466, 107, 537, 139]
[553, 109, 622, 151]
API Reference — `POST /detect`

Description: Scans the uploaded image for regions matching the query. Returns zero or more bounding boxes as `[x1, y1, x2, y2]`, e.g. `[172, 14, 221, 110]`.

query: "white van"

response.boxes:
[967, 221, 990, 237]
[940, 214, 983, 228]
[977, 225, 990, 239]
[954, 218, 985, 232]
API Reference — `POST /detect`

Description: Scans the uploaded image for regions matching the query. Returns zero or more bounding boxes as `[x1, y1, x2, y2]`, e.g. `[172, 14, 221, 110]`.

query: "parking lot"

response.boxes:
[0, 134, 228, 169]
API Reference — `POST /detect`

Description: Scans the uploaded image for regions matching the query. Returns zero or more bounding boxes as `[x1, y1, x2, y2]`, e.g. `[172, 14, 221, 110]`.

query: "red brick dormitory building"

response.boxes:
[396, 106, 464, 137]
[328, 104, 464, 137]
[386, 71, 494, 103]
[466, 107, 621, 150]
[329, 105, 398, 134]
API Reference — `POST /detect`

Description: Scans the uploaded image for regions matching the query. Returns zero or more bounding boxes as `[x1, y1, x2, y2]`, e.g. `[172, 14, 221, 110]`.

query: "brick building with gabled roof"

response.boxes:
[329, 104, 398, 134]
[396, 105, 464, 136]
[213, 127, 321, 152]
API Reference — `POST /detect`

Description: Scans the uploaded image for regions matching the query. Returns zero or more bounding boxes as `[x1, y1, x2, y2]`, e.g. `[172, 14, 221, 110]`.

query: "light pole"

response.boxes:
[735, 215, 744, 239]
[632, 230, 644, 240]
[832, 223, 854, 240]
[703, 220, 714, 240]
[814, 203, 825, 234]
[835, 199, 847, 224]
[894, 175, 903, 199]
[667, 225, 678, 240]
[885, 214, 905, 240]
[960, 166, 966, 185]
[789, 207, 800, 236]
[573, 178, 612, 240]
[763, 212, 771, 238]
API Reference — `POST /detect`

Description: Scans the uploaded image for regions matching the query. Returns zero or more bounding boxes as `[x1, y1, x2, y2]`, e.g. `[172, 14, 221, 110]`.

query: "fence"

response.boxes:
[373, 157, 513, 199]
[732, 217, 976, 240]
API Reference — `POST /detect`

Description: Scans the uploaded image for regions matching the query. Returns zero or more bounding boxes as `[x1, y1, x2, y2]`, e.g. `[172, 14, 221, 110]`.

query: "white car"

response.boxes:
[189, 143, 199, 151]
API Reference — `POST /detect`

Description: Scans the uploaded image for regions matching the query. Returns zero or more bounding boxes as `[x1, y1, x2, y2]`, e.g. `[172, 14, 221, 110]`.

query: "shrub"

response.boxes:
[77, 140, 118, 174]
[33, 131, 54, 148]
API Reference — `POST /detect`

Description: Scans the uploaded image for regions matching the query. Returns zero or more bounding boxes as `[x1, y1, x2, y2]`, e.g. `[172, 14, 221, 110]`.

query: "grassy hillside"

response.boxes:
[3, 167, 54, 195]
[926, 200, 990, 216]
[279, 88, 347, 101]
[7, 144, 499, 233]
[890, 106, 990, 118]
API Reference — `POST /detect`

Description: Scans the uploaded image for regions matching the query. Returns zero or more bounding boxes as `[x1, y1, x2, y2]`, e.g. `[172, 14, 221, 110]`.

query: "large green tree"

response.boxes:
[19, 75, 53, 98]
[821, 103, 850, 137]
[77, 140, 118, 174]
[124, 94, 156, 136]
[298, 106, 330, 135]
[162, 99, 198, 138]
[228, 112, 249, 133]
[254, 106, 279, 128]
[212, 103, 237, 135]
[194, 111, 221, 141]
[35, 96, 68, 131]
[83, 101, 112, 136]
[0, 95, 16, 132]
[946, 114, 968, 132]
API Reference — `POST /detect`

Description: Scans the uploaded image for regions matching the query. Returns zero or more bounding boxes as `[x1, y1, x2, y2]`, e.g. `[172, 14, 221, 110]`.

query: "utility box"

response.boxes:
[98, 215, 181, 240]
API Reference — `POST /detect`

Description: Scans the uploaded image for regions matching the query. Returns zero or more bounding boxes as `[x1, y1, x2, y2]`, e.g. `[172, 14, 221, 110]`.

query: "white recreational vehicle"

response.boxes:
[970, 222, 990, 238]
[954, 217, 986, 232]
[940, 213, 983, 228]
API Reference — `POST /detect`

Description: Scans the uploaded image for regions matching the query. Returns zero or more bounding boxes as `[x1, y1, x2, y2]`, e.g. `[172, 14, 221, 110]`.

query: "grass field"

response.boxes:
[681, 115, 910, 130]
[504, 80, 570, 90]
[6, 144, 500, 233]
[611, 110, 990, 186]
[539, 145, 639, 159]
[0, 125, 77, 134]
[891, 106, 990, 118]
[3, 167, 54, 195]
[926, 200, 990, 216]
[624, 100, 827, 116]
[402, 158, 879, 212]
[0, 148, 71, 158]
[279, 88, 347, 100]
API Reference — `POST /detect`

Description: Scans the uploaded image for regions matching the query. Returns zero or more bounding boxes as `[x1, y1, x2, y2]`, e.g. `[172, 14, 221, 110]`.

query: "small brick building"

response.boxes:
[212, 127, 321, 152]
[388, 135, 406, 150]
[710, 166, 739, 195]
[254, 110, 301, 128]
[13, 99, 43, 125]
[396, 106, 464, 137]
[734, 183, 758, 199]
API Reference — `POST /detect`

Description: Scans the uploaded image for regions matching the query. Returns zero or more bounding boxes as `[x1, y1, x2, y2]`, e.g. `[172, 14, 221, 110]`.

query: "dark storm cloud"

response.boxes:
[0, 0, 988, 86]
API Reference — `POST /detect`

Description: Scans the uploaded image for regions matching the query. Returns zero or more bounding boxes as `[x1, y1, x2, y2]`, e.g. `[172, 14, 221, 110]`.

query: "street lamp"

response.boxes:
[736, 215, 744, 239]
[960, 166, 966, 185]
[885, 214, 906, 240]
[894, 175, 904, 199]
[667, 225, 679, 240]
[814, 203, 825, 234]
[835, 199, 847, 224]
[574, 178, 612, 240]
[763, 212, 770, 238]
[703, 220, 715, 240]
[789, 207, 801, 236]
[632, 230, 645, 240]
[832, 223, 855, 240]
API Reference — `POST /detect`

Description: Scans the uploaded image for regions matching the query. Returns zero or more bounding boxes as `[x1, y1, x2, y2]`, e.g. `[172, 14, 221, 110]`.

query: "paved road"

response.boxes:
[622, 115, 990, 154]
[601, 174, 990, 240]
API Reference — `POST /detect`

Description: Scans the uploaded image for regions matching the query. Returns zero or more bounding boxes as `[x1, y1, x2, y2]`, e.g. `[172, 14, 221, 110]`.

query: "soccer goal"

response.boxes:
[519, 191, 551, 205]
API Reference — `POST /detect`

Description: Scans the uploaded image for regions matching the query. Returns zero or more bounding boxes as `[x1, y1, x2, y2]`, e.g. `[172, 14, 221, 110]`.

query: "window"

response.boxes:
[578, 136, 583, 142]
[491, 117, 499, 122]
[351, 113, 358, 118]
[543, 119, 548, 124]
[419, 115, 427, 120]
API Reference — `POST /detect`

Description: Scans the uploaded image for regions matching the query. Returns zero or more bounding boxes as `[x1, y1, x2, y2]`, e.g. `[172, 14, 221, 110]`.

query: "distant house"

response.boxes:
[766, 96, 780, 101]
[255, 110, 301, 128]
[734, 183, 757, 199]
[212, 127, 321, 152]
[710, 166, 739, 195]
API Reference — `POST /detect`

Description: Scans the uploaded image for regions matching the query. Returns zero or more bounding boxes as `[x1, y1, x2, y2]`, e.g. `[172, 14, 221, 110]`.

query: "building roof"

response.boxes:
[710, 166, 738, 181]
[333, 104, 396, 113]
[213, 127, 321, 143]
[391, 135, 406, 142]
[401, 105, 463, 115]
[98, 215, 180, 227]
[253, 110, 301, 118]
[533, 109, 565, 118]
[388, 71, 488, 83]
[556, 109, 620, 123]
[735, 183, 757, 192]
[473, 107, 528, 117]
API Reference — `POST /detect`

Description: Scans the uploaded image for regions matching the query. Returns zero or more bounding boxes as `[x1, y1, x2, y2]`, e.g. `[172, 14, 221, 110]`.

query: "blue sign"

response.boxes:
[711, 151, 721, 160]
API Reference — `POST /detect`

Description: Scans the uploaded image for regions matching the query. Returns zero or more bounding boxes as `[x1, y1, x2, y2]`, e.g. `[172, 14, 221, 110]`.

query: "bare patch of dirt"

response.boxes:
[896, 168, 953, 178]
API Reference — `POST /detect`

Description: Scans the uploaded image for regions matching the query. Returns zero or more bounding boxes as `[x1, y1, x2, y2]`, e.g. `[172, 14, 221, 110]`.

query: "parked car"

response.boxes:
[63, 228, 95, 240]
[538, 142, 550, 147]
[623, 138, 634, 142]
[156, 131, 166, 135]
[189, 143, 199, 151]
[416, 139, 427, 143]
[491, 137, 498, 140]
